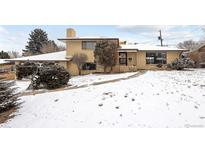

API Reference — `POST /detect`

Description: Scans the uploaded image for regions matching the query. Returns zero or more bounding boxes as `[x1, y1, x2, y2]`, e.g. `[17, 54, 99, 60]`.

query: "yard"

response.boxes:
[1, 69, 205, 128]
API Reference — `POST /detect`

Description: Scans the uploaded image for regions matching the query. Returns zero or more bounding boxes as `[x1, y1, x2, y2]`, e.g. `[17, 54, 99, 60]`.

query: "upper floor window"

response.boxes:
[146, 52, 167, 64]
[82, 41, 96, 50]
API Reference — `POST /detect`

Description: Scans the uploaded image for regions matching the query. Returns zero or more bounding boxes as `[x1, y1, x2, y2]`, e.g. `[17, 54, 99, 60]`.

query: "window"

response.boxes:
[82, 63, 96, 70]
[146, 52, 167, 64]
[119, 52, 127, 65]
[82, 41, 96, 50]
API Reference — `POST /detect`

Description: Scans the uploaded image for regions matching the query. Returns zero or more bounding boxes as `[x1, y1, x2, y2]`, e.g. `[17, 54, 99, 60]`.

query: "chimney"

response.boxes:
[67, 28, 76, 37]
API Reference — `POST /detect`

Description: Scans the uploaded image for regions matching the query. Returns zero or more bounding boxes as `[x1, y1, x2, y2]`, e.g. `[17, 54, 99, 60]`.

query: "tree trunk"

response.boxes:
[104, 66, 107, 73]
[109, 66, 113, 73]
[78, 67, 81, 75]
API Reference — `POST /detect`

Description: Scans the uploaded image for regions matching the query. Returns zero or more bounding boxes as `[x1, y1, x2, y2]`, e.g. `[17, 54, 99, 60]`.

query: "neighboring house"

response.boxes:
[7, 28, 188, 76]
[0, 59, 14, 72]
[0, 59, 15, 80]
[188, 44, 205, 67]
[0, 59, 9, 66]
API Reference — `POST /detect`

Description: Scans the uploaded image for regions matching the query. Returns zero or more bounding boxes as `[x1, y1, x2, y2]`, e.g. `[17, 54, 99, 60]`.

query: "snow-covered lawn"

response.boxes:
[69, 72, 137, 86]
[2, 69, 205, 128]
[14, 79, 30, 93]
[14, 72, 137, 93]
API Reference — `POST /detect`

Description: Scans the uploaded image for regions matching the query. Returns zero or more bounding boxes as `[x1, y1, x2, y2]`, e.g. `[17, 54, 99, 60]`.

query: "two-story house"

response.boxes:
[7, 28, 188, 76]
[58, 28, 187, 75]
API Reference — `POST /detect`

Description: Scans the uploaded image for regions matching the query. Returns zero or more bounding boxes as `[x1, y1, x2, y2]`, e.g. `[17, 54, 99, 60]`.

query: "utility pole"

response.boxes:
[158, 30, 163, 46]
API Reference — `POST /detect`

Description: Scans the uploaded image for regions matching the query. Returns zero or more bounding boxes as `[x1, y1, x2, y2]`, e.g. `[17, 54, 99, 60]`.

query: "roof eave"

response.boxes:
[119, 49, 188, 52]
[138, 49, 188, 52]
[58, 38, 119, 43]
[5, 59, 71, 62]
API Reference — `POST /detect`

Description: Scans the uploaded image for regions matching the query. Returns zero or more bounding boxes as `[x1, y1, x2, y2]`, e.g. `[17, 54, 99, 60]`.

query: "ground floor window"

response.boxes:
[146, 52, 167, 64]
[82, 63, 96, 70]
[119, 52, 127, 65]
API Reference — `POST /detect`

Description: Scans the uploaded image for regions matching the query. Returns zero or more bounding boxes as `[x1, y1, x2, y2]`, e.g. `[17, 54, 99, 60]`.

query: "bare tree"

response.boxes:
[57, 45, 66, 51]
[177, 40, 201, 51]
[41, 40, 66, 53]
[41, 40, 58, 53]
[8, 51, 21, 58]
[72, 53, 88, 75]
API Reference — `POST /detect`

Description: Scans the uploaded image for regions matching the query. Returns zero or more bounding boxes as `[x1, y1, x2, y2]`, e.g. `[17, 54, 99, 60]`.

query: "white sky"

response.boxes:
[0, 25, 204, 52]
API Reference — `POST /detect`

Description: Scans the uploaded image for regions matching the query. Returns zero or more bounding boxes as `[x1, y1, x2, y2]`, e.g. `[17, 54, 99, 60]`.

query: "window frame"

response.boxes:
[146, 52, 167, 64]
[119, 52, 127, 65]
[82, 62, 96, 70]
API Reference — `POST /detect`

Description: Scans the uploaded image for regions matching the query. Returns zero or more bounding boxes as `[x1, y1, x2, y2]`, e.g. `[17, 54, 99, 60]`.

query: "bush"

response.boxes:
[184, 58, 196, 68]
[156, 64, 163, 68]
[0, 78, 19, 113]
[167, 58, 195, 70]
[31, 63, 70, 89]
[16, 61, 38, 80]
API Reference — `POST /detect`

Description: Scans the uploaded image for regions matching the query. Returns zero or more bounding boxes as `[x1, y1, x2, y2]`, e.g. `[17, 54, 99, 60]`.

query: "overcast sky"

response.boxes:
[0, 25, 204, 52]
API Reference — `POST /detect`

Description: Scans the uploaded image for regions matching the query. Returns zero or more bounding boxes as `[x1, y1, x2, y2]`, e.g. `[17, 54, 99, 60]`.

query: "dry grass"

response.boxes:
[0, 107, 16, 124]
[0, 72, 16, 80]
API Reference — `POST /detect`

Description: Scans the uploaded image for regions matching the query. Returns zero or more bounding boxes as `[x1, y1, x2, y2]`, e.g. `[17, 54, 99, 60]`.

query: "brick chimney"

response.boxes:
[67, 28, 76, 37]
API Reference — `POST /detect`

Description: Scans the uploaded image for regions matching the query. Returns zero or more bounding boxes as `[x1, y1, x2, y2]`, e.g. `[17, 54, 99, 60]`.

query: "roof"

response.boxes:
[58, 37, 119, 43]
[191, 43, 205, 52]
[0, 59, 9, 64]
[119, 44, 188, 51]
[6, 51, 71, 62]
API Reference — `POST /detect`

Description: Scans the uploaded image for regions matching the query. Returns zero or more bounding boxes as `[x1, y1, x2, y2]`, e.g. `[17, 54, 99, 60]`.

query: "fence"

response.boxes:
[0, 66, 16, 80]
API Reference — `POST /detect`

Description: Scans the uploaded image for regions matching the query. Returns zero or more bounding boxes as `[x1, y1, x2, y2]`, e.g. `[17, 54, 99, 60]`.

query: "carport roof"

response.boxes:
[6, 51, 71, 62]
[119, 44, 189, 51]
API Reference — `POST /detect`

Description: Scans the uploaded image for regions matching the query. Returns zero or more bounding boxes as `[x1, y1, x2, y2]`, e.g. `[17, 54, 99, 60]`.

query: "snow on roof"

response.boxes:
[6, 51, 71, 62]
[0, 59, 9, 64]
[119, 44, 188, 51]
